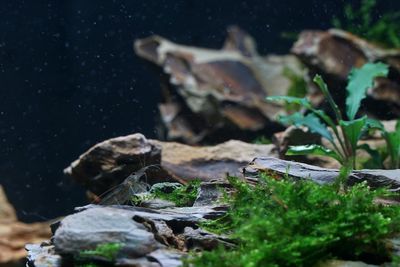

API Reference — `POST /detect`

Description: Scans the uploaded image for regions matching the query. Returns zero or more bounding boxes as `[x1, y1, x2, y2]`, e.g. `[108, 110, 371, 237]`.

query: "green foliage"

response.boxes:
[152, 180, 201, 207]
[252, 135, 272, 144]
[346, 62, 389, 120]
[79, 243, 122, 262]
[282, 67, 308, 112]
[332, 0, 400, 48]
[188, 176, 400, 267]
[267, 62, 392, 173]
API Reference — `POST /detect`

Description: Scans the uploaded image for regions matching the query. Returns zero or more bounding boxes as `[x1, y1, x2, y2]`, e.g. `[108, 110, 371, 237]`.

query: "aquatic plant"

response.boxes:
[150, 180, 201, 207]
[332, 0, 400, 48]
[79, 243, 122, 262]
[267, 62, 400, 174]
[187, 175, 400, 267]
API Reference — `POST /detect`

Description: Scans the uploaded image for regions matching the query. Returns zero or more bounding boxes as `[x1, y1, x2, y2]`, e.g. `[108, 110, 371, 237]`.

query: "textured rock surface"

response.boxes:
[0, 186, 51, 266]
[292, 29, 400, 118]
[64, 133, 278, 196]
[245, 157, 400, 189]
[135, 26, 305, 144]
[64, 133, 163, 195]
[53, 206, 160, 256]
[154, 139, 277, 182]
[28, 203, 228, 266]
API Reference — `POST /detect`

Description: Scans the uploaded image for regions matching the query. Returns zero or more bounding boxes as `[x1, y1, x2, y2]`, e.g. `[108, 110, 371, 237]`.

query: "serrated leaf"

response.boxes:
[346, 62, 389, 120]
[278, 113, 333, 142]
[340, 117, 368, 151]
[384, 120, 400, 168]
[286, 145, 341, 162]
[266, 96, 312, 109]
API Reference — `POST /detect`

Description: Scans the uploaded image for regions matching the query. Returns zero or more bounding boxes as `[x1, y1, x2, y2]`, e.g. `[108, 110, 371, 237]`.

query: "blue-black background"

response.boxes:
[1, 0, 398, 222]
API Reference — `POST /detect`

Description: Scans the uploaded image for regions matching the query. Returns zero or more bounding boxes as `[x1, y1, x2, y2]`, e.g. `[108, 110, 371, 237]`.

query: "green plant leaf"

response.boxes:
[286, 145, 341, 162]
[340, 117, 368, 152]
[384, 120, 400, 168]
[266, 96, 312, 109]
[313, 75, 344, 121]
[346, 62, 389, 120]
[278, 113, 333, 142]
[357, 143, 383, 169]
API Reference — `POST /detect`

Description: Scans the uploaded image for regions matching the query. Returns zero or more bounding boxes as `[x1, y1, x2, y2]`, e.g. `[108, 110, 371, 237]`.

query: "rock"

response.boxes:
[26, 243, 62, 267]
[135, 26, 305, 144]
[65, 134, 278, 196]
[193, 182, 229, 207]
[53, 206, 160, 257]
[140, 199, 176, 209]
[272, 126, 321, 158]
[64, 133, 164, 195]
[292, 29, 400, 119]
[28, 204, 227, 266]
[245, 157, 400, 189]
[147, 249, 184, 267]
[180, 227, 234, 251]
[314, 260, 378, 267]
[150, 183, 182, 194]
[154, 139, 278, 182]
[0, 185, 52, 266]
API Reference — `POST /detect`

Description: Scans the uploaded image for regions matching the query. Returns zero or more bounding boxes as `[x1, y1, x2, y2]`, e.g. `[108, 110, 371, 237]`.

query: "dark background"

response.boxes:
[1, 0, 398, 222]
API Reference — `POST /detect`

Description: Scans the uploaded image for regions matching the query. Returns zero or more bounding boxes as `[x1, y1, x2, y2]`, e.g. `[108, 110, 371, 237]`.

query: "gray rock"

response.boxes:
[181, 227, 234, 250]
[193, 182, 228, 207]
[26, 243, 62, 267]
[150, 183, 183, 194]
[141, 198, 177, 209]
[314, 260, 378, 267]
[245, 157, 400, 189]
[53, 206, 160, 257]
[147, 249, 184, 267]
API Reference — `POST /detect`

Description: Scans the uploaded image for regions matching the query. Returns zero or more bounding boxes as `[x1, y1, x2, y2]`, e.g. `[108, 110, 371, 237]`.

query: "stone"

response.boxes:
[180, 227, 234, 251]
[65, 134, 278, 197]
[135, 26, 305, 144]
[193, 182, 229, 207]
[53, 206, 160, 257]
[314, 260, 378, 267]
[245, 157, 400, 189]
[0, 186, 51, 266]
[64, 133, 164, 195]
[154, 139, 278, 182]
[26, 243, 62, 267]
[292, 29, 400, 119]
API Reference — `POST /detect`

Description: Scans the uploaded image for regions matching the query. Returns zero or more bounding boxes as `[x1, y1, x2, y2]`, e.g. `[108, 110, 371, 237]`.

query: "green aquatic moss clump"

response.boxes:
[79, 243, 122, 261]
[152, 180, 201, 207]
[188, 175, 400, 267]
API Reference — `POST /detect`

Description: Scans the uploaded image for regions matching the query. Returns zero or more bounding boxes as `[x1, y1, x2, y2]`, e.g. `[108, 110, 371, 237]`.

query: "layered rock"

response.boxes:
[64, 133, 278, 196]
[292, 29, 400, 118]
[135, 26, 305, 144]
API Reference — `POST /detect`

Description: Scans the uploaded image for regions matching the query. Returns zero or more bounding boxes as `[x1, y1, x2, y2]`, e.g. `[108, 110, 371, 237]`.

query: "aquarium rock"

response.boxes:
[63, 133, 164, 196]
[135, 26, 304, 144]
[292, 29, 400, 119]
[245, 157, 400, 189]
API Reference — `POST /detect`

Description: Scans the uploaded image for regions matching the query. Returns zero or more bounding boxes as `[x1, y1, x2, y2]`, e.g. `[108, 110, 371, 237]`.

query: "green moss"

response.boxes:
[79, 243, 122, 261]
[152, 180, 201, 207]
[188, 175, 400, 267]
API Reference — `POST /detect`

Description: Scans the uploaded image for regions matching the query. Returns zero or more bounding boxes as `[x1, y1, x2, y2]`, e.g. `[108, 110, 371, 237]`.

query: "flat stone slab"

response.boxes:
[245, 157, 400, 189]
